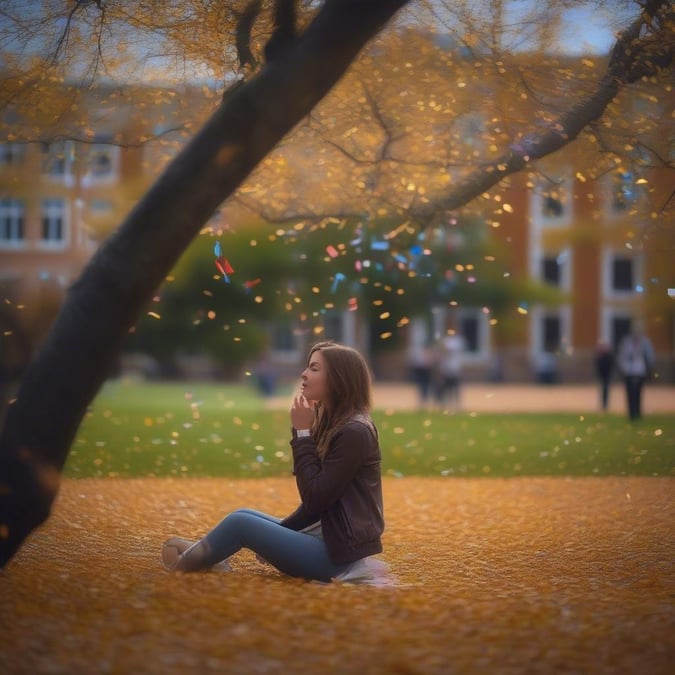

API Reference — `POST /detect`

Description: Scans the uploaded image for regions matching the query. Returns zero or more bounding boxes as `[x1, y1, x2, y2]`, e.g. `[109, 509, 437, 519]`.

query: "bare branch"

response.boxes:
[235, 0, 262, 70]
[50, 3, 81, 65]
[414, 0, 675, 224]
[265, 0, 297, 62]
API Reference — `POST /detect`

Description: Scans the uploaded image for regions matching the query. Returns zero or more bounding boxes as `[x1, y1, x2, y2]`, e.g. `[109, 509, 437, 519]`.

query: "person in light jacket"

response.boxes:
[617, 328, 654, 420]
[161, 341, 388, 584]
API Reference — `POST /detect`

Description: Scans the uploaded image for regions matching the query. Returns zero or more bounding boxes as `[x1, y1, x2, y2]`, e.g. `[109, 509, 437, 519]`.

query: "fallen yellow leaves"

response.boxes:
[1, 477, 673, 674]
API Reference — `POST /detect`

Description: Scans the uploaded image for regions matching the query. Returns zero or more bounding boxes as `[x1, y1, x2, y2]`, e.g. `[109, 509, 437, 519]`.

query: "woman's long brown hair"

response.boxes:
[307, 341, 373, 458]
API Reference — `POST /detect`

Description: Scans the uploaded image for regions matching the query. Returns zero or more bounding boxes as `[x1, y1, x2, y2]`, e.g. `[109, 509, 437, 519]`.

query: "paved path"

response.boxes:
[269, 382, 674, 414]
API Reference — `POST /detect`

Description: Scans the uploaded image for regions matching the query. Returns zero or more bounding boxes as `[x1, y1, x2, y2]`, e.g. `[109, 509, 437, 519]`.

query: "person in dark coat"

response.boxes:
[594, 341, 615, 412]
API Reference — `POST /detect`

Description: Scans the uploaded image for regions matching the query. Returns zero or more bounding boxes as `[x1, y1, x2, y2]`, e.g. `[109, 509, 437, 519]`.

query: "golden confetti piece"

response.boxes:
[148, 312, 161, 319]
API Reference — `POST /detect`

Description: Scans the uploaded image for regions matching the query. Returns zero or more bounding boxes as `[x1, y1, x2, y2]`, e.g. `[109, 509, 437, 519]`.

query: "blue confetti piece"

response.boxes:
[331, 272, 346, 293]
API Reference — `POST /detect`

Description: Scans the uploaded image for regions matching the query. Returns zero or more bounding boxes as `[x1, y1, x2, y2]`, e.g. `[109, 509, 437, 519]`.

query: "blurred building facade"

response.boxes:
[1, 58, 673, 384]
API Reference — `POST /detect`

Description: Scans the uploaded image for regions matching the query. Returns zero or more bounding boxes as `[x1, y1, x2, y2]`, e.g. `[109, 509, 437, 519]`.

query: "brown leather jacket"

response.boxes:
[281, 417, 384, 564]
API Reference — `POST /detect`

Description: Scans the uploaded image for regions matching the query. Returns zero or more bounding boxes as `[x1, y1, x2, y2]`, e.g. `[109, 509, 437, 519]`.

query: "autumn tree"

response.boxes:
[226, 0, 673, 350]
[0, 0, 410, 566]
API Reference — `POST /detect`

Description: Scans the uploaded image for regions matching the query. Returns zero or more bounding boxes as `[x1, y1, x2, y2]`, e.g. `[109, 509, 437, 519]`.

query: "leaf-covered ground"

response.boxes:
[1, 476, 673, 674]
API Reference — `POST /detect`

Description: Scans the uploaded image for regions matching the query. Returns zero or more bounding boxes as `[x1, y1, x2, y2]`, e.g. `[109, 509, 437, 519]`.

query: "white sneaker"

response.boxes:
[161, 537, 194, 570]
[161, 536, 232, 573]
[333, 557, 397, 587]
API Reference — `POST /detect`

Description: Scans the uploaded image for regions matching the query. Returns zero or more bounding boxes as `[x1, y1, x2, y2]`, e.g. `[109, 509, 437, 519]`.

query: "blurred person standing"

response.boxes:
[594, 341, 615, 412]
[435, 330, 466, 412]
[407, 341, 434, 409]
[617, 328, 655, 421]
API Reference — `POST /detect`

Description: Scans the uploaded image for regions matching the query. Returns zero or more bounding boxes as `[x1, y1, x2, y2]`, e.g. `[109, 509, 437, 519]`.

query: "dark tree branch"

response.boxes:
[9, 126, 187, 150]
[235, 0, 262, 70]
[413, 0, 674, 223]
[50, 4, 81, 65]
[51, 1, 107, 66]
[264, 0, 297, 62]
[230, 195, 366, 225]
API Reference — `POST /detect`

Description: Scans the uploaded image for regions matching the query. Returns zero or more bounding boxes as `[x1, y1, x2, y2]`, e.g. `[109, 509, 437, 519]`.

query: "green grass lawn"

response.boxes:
[67, 379, 675, 479]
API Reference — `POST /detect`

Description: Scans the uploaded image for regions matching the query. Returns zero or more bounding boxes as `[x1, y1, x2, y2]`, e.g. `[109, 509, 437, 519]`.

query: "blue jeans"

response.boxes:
[188, 509, 351, 582]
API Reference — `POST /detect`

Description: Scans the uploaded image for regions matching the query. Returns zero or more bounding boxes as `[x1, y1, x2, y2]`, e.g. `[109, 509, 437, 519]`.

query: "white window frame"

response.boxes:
[42, 140, 75, 186]
[456, 307, 490, 362]
[603, 169, 641, 217]
[530, 305, 572, 357]
[82, 143, 119, 186]
[529, 172, 573, 229]
[601, 248, 643, 298]
[0, 142, 25, 167]
[0, 198, 26, 249]
[536, 249, 572, 292]
[600, 308, 634, 349]
[39, 198, 69, 249]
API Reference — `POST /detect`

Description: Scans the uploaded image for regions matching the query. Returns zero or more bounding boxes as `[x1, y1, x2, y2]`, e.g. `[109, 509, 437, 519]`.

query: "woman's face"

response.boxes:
[300, 350, 330, 405]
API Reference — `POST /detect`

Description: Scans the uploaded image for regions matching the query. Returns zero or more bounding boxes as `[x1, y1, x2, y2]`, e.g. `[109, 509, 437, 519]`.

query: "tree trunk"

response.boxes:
[0, 0, 409, 567]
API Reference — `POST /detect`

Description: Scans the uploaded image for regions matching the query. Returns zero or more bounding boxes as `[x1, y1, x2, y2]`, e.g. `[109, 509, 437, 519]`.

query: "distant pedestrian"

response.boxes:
[408, 342, 433, 409]
[435, 331, 465, 412]
[594, 341, 614, 412]
[617, 328, 654, 420]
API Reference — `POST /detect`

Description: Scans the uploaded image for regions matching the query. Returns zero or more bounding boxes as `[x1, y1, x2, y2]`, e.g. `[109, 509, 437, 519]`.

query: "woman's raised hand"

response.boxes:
[290, 394, 315, 430]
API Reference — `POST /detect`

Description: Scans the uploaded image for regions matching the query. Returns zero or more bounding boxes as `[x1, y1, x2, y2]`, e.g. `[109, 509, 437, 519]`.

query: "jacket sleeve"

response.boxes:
[279, 502, 318, 531]
[289, 422, 373, 515]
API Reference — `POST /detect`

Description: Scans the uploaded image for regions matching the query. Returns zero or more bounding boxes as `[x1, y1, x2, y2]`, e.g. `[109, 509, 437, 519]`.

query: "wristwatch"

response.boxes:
[296, 429, 311, 438]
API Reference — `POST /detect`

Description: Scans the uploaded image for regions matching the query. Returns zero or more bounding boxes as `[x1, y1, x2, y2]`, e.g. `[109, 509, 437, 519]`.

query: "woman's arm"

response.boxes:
[290, 422, 375, 514]
[279, 502, 318, 531]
